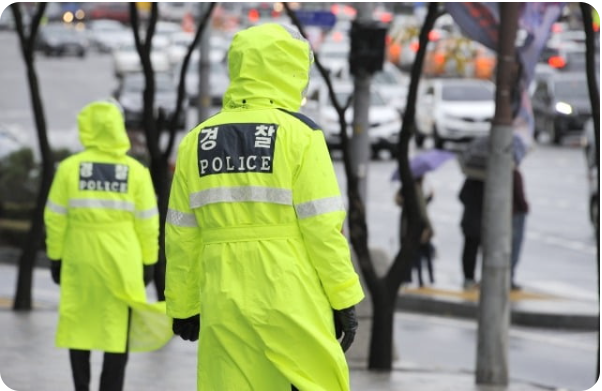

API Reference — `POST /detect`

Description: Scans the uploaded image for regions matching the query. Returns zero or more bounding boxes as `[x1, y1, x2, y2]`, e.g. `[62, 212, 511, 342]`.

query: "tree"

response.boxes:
[10, 3, 53, 311]
[284, 2, 440, 369]
[129, 3, 216, 300]
[579, 2, 600, 377]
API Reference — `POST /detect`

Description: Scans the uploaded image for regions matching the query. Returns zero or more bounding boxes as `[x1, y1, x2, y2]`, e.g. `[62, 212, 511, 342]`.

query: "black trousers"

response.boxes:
[462, 235, 481, 280]
[69, 349, 129, 391]
[69, 308, 131, 391]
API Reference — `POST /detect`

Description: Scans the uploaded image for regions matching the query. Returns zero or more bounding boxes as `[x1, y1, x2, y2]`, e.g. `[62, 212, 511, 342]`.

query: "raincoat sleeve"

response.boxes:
[165, 145, 202, 319]
[293, 130, 364, 310]
[133, 166, 160, 265]
[44, 162, 69, 261]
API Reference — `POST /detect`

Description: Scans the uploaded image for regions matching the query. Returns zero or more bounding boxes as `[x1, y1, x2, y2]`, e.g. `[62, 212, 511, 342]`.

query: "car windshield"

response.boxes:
[441, 83, 493, 101]
[124, 76, 173, 92]
[554, 78, 588, 100]
[373, 70, 399, 85]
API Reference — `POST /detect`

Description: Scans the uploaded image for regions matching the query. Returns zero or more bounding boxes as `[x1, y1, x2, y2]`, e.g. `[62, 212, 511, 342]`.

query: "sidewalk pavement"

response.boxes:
[0, 246, 596, 390]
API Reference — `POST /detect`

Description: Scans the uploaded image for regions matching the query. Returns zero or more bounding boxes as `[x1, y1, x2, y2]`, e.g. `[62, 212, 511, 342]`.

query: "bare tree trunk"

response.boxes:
[130, 3, 216, 301]
[11, 3, 52, 311]
[579, 2, 600, 378]
[284, 2, 439, 370]
[368, 2, 441, 370]
[476, 3, 519, 386]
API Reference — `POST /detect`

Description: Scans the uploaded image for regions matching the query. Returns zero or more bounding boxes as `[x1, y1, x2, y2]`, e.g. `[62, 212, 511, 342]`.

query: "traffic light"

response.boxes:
[349, 20, 388, 76]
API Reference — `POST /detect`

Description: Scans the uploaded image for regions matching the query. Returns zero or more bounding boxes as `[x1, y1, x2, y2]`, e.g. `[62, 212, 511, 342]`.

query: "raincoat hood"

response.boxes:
[77, 101, 131, 155]
[223, 23, 313, 112]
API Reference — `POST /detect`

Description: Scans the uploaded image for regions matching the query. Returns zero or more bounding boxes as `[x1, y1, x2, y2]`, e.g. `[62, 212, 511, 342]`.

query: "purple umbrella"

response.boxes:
[391, 149, 456, 181]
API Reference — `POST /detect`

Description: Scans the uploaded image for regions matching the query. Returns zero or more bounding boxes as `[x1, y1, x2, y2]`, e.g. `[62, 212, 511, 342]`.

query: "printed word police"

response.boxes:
[197, 123, 278, 177]
[199, 155, 272, 175]
[78, 162, 129, 193]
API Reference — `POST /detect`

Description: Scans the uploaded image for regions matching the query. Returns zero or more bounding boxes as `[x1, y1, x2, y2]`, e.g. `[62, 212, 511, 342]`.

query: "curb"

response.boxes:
[397, 292, 599, 331]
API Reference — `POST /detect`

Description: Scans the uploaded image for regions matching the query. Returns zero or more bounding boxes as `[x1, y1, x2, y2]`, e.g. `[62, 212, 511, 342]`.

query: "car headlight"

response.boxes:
[555, 102, 573, 115]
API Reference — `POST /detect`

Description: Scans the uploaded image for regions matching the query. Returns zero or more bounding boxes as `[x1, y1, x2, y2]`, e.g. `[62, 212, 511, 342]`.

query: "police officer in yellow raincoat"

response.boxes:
[44, 101, 172, 391]
[165, 23, 365, 390]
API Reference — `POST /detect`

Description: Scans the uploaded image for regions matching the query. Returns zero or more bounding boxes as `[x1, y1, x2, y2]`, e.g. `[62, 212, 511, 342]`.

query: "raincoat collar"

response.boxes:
[223, 23, 313, 112]
[77, 101, 130, 155]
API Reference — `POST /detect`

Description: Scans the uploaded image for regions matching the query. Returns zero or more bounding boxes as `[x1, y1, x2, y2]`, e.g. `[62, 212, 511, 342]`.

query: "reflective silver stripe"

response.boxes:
[166, 208, 198, 227]
[135, 207, 158, 219]
[46, 200, 67, 215]
[189, 186, 293, 209]
[69, 198, 135, 212]
[295, 196, 345, 219]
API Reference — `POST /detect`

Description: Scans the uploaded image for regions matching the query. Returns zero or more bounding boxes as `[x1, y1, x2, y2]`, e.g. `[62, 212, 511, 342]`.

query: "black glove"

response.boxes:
[50, 260, 61, 285]
[143, 264, 154, 286]
[172, 314, 200, 342]
[333, 306, 358, 352]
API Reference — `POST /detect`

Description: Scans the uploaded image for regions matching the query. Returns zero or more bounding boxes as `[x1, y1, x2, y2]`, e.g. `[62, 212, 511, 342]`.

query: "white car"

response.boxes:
[177, 51, 230, 107]
[167, 32, 195, 67]
[301, 81, 402, 158]
[415, 78, 495, 148]
[334, 61, 410, 114]
[112, 37, 171, 78]
[86, 19, 130, 53]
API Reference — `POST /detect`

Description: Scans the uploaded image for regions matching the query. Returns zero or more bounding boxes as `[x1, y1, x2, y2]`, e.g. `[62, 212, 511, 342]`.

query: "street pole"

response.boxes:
[197, 2, 211, 122]
[475, 3, 519, 386]
[351, 2, 374, 203]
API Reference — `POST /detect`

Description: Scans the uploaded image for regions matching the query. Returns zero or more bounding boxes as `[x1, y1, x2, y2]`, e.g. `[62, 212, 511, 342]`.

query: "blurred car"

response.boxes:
[540, 42, 588, 73]
[167, 31, 194, 67]
[0, 8, 15, 30]
[112, 37, 171, 78]
[301, 81, 402, 158]
[583, 118, 598, 237]
[531, 72, 592, 144]
[333, 61, 410, 114]
[415, 78, 495, 148]
[159, 2, 193, 22]
[86, 2, 130, 23]
[113, 72, 186, 129]
[86, 19, 130, 53]
[179, 52, 230, 107]
[35, 23, 88, 57]
[316, 40, 350, 75]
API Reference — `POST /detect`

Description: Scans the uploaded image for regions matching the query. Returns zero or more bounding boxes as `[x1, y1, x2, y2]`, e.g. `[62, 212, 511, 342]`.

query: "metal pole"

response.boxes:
[475, 3, 519, 386]
[351, 2, 374, 203]
[197, 2, 211, 122]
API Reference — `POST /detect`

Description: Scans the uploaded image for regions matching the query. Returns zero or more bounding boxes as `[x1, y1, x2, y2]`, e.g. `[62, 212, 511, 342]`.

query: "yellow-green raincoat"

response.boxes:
[165, 24, 365, 390]
[44, 101, 172, 353]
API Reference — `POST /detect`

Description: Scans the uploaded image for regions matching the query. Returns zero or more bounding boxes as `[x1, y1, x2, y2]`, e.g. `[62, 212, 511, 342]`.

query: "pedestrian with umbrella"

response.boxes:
[393, 149, 455, 286]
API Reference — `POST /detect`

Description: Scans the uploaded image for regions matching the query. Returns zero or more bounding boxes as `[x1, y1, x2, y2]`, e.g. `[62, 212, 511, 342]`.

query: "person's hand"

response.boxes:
[50, 260, 61, 285]
[333, 306, 358, 352]
[143, 264, 154, 286]
[172, 314, 200, 342]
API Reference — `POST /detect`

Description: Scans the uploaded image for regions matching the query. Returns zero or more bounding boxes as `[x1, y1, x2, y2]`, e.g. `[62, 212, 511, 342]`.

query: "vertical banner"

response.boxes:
[445, 2, 565, 145]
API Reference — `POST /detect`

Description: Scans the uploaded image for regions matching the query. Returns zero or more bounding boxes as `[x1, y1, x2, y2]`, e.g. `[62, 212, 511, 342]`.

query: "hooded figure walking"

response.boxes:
[165, 23, 365, 390]
[44, 100, 172, 391]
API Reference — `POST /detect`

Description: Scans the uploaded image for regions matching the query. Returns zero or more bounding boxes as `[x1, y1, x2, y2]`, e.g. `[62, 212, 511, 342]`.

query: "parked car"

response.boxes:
[540, 42, 589, 73]
[179, 52, 230, 107]
[112, 37, 171, 78]
[531, 72, 592, 144]
[300, 81, 402, 158]
[113, 72, 186, 129]
[333, 61, 410, 114]
[86, 19, 130, 53]
[415, 78, 495, 148]
[583, 119, 598, 237]
[35, 23, 88, 57]
[86, 2, 130, 23]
